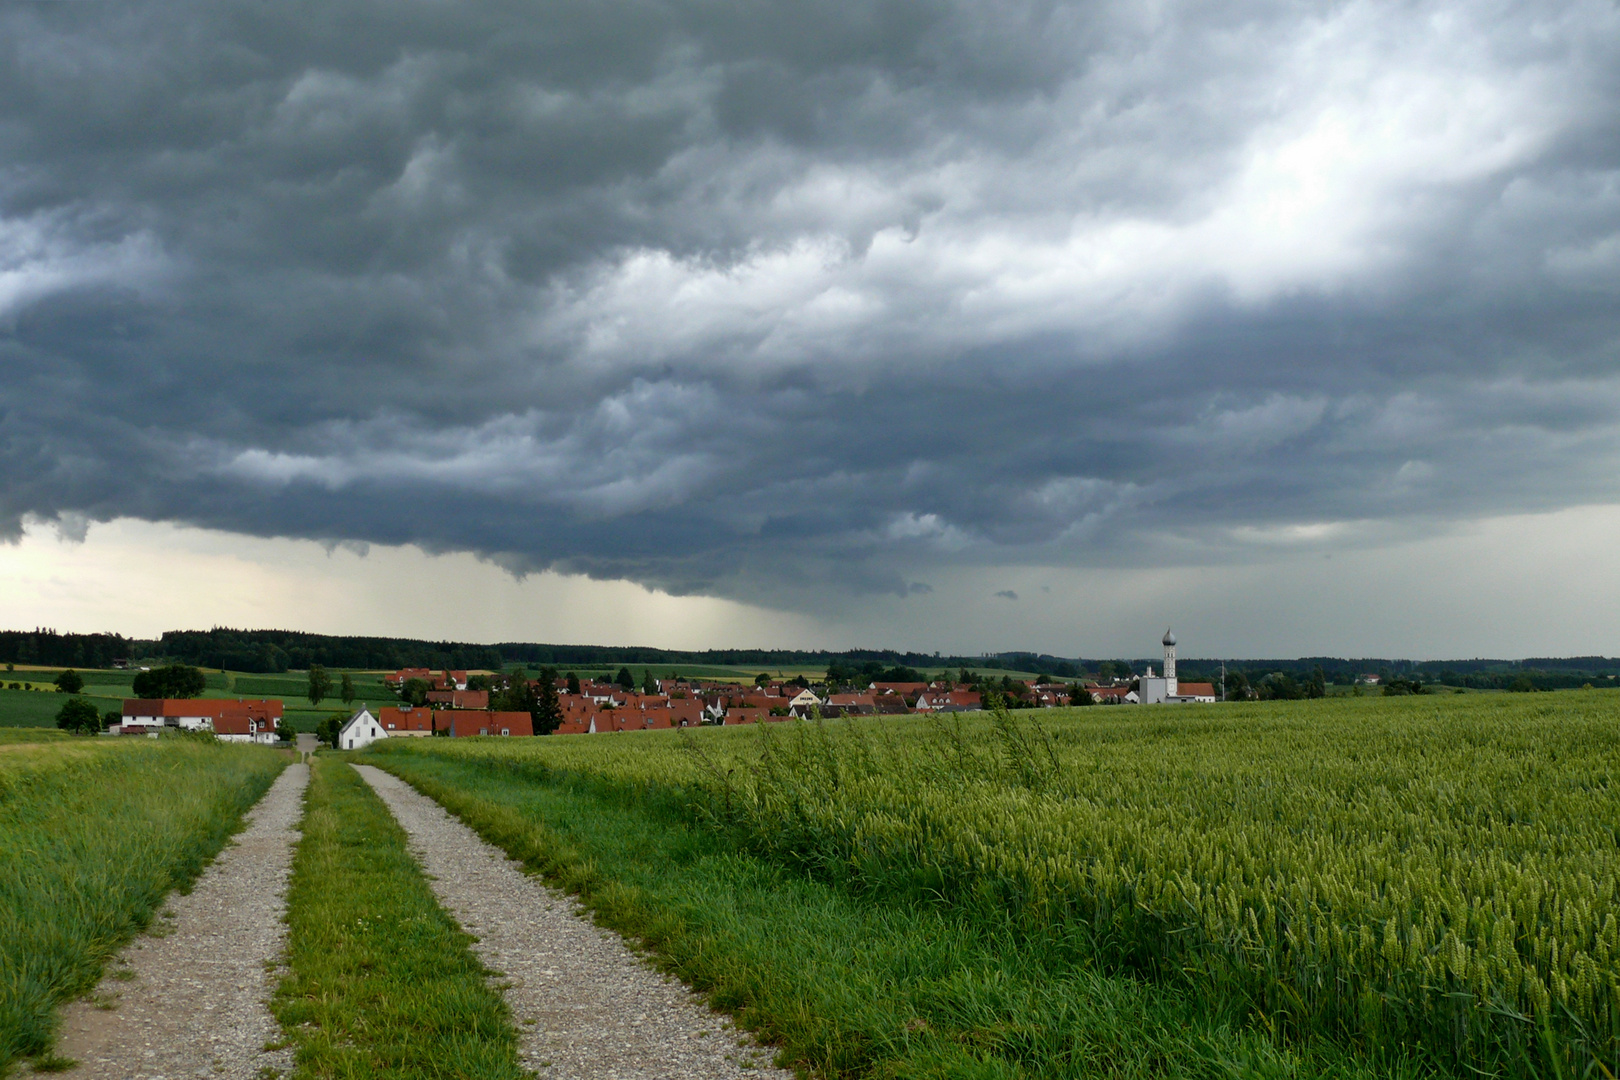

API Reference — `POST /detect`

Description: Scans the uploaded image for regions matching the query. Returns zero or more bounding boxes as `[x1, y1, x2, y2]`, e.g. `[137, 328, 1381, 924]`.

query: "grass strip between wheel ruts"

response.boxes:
[365, 748, 1436, 1080]
[271, 755, 526, 1079]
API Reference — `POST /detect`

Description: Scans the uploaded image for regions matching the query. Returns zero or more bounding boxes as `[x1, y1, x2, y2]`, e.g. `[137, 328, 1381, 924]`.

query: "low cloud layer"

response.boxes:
[3, 0, 1618, 619]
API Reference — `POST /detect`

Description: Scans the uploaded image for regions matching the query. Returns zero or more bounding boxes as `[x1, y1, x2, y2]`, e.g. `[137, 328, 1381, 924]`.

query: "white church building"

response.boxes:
[1136, 630, 1217, 704]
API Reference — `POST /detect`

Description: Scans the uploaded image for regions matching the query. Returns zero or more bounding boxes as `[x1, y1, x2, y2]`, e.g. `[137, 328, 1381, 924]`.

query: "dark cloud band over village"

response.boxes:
[2, 0, 1619, 627]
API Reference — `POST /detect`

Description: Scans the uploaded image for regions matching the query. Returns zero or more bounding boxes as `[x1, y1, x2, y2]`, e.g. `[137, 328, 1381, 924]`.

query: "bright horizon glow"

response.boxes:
[3, 506, 1619, 661]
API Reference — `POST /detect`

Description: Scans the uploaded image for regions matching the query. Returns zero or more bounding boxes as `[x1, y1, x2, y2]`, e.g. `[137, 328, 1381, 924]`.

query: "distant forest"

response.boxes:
[1, 627, 1616, 692]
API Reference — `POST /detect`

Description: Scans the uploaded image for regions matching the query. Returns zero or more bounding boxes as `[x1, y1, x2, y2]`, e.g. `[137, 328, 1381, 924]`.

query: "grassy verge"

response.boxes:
[270, 756, 526, 1079]
[0, 738, 286, 1070]
[366, 747, 1432, 1080]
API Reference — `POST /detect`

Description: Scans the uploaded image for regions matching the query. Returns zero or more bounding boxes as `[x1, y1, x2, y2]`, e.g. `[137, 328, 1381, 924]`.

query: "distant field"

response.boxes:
[0, 738, 286, 1070]
[0, 667, 397, 729]
[367, 692, 1620, 1078]
[0, 687, 122, 728]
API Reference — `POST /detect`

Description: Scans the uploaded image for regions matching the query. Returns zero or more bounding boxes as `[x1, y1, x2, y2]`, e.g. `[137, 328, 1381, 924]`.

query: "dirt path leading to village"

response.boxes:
[353, 764, 792, 1080]
[46, 763, 308, 1080]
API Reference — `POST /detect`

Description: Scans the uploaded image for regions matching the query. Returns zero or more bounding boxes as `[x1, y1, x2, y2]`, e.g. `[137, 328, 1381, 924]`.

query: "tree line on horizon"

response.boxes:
[2, 627, 1616, 687]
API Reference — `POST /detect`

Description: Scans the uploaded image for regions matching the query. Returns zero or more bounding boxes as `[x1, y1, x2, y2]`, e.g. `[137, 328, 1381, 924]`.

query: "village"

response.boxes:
[105, 632, 1217, 746]
[335, 631, 1216, 748]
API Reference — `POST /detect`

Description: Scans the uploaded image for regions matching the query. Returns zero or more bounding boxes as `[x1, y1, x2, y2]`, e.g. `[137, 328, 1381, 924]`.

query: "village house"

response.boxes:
[425, 689, 489, 709]
[378, 705, 439, 735]
[913, 689, 982, 711]
[384, 668, 470, 691]
[119, 698, 283, 744]
[443, 710, 532, 737]
[871, 681, 927, 701]
[338, 706, 387, 750]
[384, 668, 433, 689]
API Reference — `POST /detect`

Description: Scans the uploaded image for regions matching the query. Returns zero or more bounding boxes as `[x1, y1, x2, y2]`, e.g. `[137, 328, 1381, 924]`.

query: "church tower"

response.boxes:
[1162, 629, 1177, 696]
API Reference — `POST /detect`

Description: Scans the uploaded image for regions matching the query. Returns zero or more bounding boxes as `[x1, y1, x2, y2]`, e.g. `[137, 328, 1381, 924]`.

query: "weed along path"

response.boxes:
[352, 764, 792, 1080]
[49, 762, 308, 1079]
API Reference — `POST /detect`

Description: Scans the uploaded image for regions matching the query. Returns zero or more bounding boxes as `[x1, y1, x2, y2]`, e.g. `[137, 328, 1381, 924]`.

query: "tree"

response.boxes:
[566, 672, 581, 695]
[1263, 673, 1305, 700]
[400, 677, 431, 707]
[131, 664, 207, 699]
[316, 712, 348, 749]
[56, 696, 102, 735]
[644, 670, 659, 694]
[1306, 665, 1327, 700]
[534, 678, 562, 735]
[1070, 684, 1093, 706]
[340, 672, 356, 705]
[54, 669, 84, 694]
[307, 664, 332, 706]
[1222, 670, 1250, 700]
[498, 668, 537, 714]
[754, 672, 771, 687]
[615, 666, 635, 690]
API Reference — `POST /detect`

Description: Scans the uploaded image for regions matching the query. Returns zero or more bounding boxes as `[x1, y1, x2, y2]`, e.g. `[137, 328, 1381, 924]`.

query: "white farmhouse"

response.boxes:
[337, 707, 388, 751]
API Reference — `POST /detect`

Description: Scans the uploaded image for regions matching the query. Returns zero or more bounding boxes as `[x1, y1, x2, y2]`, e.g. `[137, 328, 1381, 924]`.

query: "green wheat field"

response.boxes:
[6, 691, 1619, 1078]
[363, 692, 1620, 1078]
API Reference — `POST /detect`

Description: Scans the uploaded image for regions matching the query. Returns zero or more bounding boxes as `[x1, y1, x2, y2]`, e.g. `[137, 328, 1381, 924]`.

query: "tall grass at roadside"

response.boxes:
[368, 743, 1435, 1079]
[368, 692, 1620, 1076]
[270, 757, 526, 1079]
[0, 738, 286, 1069]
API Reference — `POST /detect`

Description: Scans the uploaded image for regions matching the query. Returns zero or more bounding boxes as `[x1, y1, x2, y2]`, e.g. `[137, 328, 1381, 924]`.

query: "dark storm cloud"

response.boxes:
[2, 0, 1618, 608]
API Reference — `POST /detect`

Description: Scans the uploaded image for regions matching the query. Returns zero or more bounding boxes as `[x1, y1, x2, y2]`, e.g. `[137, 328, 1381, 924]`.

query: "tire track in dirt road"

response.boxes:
[353, 763, 793, 1080]
[45, 762, 308, 1080]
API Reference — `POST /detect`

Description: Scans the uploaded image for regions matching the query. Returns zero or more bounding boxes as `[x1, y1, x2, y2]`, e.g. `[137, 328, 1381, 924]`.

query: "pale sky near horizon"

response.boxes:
[4, 505, 1617, 660]
[3, 0, 1618, 658]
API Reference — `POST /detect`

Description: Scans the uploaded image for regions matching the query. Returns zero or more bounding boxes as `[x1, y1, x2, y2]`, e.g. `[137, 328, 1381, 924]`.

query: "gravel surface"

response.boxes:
[47, 763, 308, 1080]
[354, 763, 793, 1080]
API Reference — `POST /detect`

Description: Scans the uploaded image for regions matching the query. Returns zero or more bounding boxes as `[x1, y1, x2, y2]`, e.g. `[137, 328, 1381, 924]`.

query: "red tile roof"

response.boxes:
[447, 710, 533, 737]
[379, 706, 439, 733]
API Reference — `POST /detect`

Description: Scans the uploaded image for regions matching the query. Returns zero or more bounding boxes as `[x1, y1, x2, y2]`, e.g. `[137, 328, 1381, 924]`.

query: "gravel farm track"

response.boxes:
[35, 750, 788, 1080]
[43, 762, 308, 1080]
[354, 764, 790, 1080]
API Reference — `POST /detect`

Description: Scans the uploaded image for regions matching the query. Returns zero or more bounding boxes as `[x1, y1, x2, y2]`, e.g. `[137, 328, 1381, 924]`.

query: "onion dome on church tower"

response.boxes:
[1162, 629, 1176, 647]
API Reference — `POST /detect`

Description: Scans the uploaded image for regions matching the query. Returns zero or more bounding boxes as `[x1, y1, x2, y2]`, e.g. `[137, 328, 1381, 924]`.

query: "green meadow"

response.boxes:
[0, 738, 286, 1070]
[364, 692, 1620, 1079]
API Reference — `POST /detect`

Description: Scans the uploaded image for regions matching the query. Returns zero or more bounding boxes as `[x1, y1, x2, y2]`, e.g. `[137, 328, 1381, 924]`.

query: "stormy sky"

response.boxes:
[2, 0, 1618, 656]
